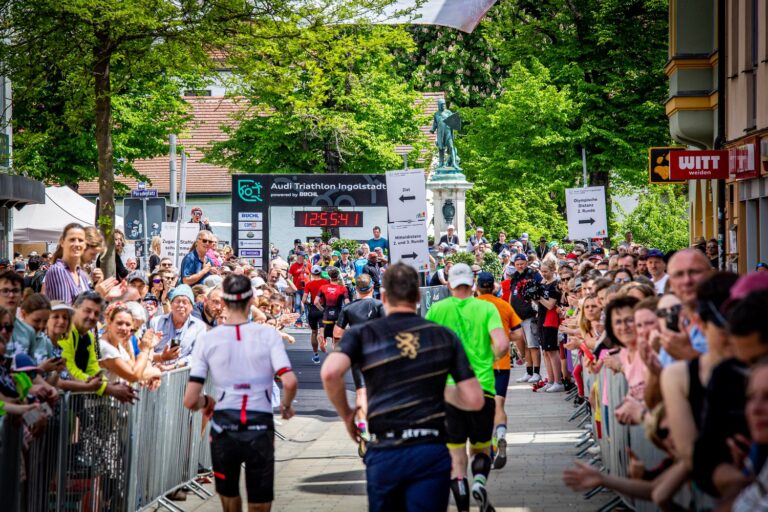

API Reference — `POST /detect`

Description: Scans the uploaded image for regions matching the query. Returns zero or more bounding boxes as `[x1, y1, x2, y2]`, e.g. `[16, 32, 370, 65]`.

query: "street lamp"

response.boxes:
[442, 199, 455, 225]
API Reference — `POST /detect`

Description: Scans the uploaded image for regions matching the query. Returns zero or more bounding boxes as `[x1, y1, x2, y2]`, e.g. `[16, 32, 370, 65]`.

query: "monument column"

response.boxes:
[427, 171, 473, 246]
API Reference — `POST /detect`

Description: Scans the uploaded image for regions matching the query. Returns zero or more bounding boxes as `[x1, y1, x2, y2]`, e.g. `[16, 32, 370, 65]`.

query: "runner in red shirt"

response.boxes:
[288, 252, 310, 326]
[314, 267, 349, 352]
[303, 265, 329, 364]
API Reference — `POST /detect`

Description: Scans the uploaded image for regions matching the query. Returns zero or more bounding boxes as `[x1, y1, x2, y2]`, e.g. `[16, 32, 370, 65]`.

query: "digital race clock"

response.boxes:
[294, 211, 364, 228]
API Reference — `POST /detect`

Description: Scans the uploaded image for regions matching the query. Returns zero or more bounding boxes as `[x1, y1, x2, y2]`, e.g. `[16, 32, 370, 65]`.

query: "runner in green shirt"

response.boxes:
[425, 263, 509, 512]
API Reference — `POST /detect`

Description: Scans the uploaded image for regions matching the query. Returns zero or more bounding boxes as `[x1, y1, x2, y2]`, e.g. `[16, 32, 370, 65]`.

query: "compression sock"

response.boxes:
[471, 453, 492, 486]
[533, 366, 540, 375]
[526, 366, 533, 376]
[495, 424, 507, 441]
[450, 477, 470, 512]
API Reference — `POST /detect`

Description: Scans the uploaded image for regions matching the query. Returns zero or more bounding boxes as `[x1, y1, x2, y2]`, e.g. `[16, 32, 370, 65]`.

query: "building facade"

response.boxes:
[668, 0, 768, 272]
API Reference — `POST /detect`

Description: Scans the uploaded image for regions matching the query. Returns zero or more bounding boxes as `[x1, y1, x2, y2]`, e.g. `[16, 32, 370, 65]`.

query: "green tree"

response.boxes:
[458, 60, 575, 240]
[1, 0, 404, 275]
[490, 0, 671, 191]
[205, 25, 428, 174]
[616, 185, 689, 252]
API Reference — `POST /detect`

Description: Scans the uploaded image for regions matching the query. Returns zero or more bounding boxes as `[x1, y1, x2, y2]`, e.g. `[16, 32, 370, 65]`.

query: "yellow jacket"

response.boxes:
[58, 327, 107, 395]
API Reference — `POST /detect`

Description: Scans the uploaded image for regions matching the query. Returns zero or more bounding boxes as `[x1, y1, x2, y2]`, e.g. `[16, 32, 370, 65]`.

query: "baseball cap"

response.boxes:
[448, 263, 475, 288]
[476, 227, 484, 232]
[311, 265, 322, 275]
[14, 262, 25, 272]
[513, 253, 528, 262]
[332, 250, 341, 257]
[142, 293, 159, 304]
[530, 261, 541, 269]
[0, 258, 10, 266]
[374, 247, 383, 253]
[50, 301, 75, 314]
[126, 270, 148, 285]
[757, 262, 768, 271]
[28, 251, 38, 257]
[168, 284, 194, 303]
[251, 276, 267, 287]
[521, 233, 529, 240]
[647, 249, 665, 259]
[476, 271, 495, 288]
[341, 248, 350, 254]
[437, 252, 445, 258]
[539, 236, 547, 242]
[557, 248, 566, 255]
[296, 251, 306, 257]
[729, 273, 768, 302]
[294, 238, 302, 244]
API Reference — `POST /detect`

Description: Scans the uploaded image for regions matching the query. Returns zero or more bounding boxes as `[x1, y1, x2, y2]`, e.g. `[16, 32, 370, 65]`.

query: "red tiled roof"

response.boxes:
[78, 91, 444, 196]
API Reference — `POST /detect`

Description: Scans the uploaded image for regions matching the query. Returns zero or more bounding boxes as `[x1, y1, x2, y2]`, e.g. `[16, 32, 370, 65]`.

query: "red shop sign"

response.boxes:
[670, 150, 729, 180]
[729, 143, 759, 180]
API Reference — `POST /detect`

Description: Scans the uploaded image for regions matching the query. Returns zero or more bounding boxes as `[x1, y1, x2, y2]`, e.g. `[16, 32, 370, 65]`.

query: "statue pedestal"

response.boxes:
[427, 168, 474, 246]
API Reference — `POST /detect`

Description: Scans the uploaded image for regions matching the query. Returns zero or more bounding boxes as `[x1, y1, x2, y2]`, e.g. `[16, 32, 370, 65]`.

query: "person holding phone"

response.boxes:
[148, 284, 206, 369]
[99, 302, 161, 386]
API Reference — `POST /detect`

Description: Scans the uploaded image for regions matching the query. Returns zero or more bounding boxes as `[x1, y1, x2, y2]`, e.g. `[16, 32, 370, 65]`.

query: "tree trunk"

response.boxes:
[94, 35, 116, 277]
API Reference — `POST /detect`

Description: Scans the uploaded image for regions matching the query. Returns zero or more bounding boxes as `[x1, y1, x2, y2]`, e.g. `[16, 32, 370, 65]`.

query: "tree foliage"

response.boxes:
[205, 24, 428, 174]
[616, 185, 689, 252]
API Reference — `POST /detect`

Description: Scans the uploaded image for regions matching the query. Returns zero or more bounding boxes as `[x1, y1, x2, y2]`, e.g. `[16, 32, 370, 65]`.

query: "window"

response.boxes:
[729, 0, 739, 77]
[746, 0, 758, 129]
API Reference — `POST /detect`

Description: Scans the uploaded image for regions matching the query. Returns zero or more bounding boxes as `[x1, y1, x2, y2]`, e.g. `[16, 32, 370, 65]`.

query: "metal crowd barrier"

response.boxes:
[580, 363, 709, 511]
[1, 367, 214, 512]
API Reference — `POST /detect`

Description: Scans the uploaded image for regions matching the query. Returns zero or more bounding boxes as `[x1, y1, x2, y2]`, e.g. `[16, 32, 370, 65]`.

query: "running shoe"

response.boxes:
[515, 374, 532, 383]
[546, 383, 566, 393]
[312, 353, 320, 364]
[528, 373, 542, 384]
[472, 483, 495, 512]
[492, 439, 507, 470]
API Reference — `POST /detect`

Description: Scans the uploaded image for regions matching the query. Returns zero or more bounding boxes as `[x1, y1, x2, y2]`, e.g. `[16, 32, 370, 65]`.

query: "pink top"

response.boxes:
[618, 347, 646, 401]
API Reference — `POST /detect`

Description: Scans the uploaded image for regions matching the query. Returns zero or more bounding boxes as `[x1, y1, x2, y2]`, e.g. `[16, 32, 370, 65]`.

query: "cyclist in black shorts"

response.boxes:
[314, 267, 349, 352]
[303, 265, 329, 364]
[321, 263, 484, 512]
[333, 273, 385, 455]
[184, 274, 298, 512]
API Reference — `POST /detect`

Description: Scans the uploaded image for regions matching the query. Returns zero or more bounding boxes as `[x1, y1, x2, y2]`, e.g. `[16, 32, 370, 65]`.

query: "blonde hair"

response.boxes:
[578, 294, 599, 337]
[151, 236, 161, 255]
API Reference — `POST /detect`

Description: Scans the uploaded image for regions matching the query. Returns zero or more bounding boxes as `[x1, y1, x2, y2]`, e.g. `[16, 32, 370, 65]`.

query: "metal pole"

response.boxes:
[402, 154, 409, 171]
[142, 197, 149, 271]
[582, 147, 593, 252]
[175, 151, 188, 268]
[169, 135, 178, 206]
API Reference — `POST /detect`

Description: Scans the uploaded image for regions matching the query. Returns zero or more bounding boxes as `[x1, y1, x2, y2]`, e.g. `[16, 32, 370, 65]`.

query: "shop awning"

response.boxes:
[0, 174, 45, 209]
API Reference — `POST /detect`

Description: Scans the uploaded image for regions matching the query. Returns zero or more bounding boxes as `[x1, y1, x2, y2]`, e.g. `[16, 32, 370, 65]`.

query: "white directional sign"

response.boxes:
[160, 222, 199, 267]
[385, 168, 428, 223]
[388, 221, 430, 272]
[565, 186, 608, 240]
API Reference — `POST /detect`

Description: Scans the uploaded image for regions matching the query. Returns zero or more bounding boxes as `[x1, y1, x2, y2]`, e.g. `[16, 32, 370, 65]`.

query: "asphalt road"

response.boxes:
[283, 328, 356, 420]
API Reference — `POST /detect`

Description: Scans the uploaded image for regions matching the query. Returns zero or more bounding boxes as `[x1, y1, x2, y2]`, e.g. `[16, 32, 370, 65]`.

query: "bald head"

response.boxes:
[667, 249, 714, 307]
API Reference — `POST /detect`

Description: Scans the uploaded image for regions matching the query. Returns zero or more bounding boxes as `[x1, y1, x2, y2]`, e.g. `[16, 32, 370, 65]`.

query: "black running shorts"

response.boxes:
[493, 369, 510, 398]
[211, 413, 275, 503]
[445, 395, 495, 450]
[540, 327, 559, 352]
[307, 306, 323, 331]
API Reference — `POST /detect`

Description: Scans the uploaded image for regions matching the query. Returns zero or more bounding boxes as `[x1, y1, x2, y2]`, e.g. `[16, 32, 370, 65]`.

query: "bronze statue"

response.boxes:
[430, 99, 461, 170]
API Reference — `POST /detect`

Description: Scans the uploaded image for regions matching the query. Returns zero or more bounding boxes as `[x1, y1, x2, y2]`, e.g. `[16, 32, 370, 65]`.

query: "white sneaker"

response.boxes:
[515, 374, 533, 383]
[546, 382, 565, 393]
[541, 382, 553, 392]
[528, 373, 542, 384]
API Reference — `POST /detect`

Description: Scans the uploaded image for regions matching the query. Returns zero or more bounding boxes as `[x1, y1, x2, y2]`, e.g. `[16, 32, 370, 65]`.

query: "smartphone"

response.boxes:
[666, 308, 681, 332]
[170, 338, 181, 349]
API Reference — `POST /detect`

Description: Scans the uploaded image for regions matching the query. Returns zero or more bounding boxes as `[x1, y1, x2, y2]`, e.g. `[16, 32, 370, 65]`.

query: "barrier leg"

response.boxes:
[157, 496, 187, 512]
[583, 485, 604, 499]
[186, 479, 213, 499]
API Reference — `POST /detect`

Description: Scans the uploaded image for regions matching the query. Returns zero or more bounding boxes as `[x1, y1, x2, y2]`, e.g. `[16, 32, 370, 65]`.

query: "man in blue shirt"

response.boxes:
[181, 230, 216, 286]
[367, 226, 388, 254]
[149, 284, 207, 368]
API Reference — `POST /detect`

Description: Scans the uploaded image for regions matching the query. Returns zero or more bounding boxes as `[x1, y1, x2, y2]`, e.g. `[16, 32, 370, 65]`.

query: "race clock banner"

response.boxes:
[231, 174, 389, 269]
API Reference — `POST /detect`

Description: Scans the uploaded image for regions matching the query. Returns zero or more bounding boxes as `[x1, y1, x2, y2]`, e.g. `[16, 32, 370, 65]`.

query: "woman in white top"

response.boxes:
[99, 302, 161, 385]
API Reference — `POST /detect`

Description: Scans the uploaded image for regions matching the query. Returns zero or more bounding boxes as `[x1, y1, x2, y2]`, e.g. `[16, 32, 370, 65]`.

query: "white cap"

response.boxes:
[521, 233, 529, 240]
[447, 224, 455, 230]
[448, 263, 475, 288]
[251, 277, 266, 288]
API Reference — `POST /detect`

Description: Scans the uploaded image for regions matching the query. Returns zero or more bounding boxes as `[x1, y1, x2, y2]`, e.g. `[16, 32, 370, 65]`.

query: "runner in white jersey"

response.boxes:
[184, 274, 298, 512]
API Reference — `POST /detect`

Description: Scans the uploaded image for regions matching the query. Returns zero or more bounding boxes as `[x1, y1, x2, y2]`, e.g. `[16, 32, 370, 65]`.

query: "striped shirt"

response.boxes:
[43, 259, 91, 305]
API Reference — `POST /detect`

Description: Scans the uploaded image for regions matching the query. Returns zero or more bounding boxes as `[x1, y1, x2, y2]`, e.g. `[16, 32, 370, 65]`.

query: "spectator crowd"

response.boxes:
[2, 216, 768, 511]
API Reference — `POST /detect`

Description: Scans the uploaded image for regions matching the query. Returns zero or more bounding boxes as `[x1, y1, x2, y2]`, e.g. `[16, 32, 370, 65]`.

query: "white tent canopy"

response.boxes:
[377, 0, 497, 33]
[13, 186, 124, 243]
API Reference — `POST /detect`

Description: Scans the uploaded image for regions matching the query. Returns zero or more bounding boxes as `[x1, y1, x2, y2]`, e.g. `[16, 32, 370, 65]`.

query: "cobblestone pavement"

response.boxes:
[176, 330, 614, 511]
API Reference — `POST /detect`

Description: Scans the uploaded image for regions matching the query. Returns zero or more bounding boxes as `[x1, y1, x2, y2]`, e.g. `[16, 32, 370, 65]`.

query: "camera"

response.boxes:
[522, 280, 545, 302]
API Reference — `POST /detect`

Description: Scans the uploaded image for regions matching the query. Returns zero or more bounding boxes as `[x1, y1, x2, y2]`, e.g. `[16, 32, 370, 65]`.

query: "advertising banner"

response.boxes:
[669, 150, 729, 180]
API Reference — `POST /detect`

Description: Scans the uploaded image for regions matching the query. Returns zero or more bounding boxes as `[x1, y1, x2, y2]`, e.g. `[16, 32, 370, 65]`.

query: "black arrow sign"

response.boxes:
[399, 194, 416, 202]
[578, 218, 596, 225]
[401, 252, 418, 259]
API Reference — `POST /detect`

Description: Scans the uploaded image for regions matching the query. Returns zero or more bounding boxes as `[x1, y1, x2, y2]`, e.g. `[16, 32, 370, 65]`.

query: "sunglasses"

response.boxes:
[200, 239, 215, 244]
[152, 278, 162, 284]
[0, 323, 14, 333]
